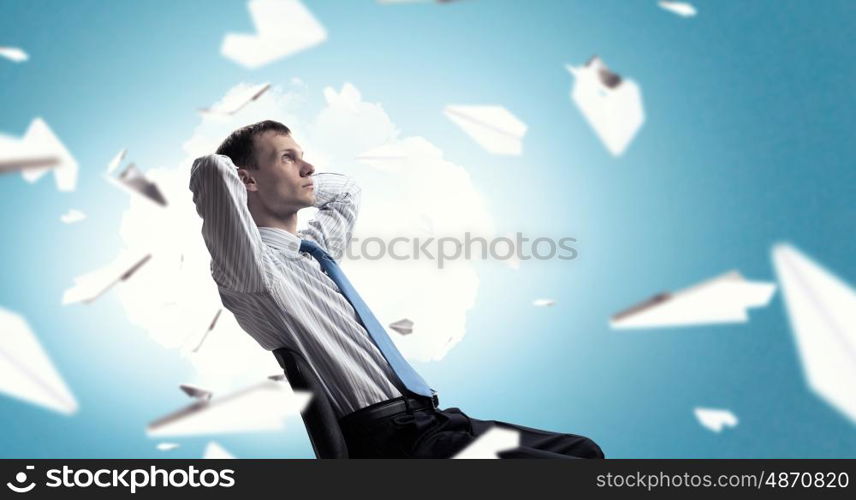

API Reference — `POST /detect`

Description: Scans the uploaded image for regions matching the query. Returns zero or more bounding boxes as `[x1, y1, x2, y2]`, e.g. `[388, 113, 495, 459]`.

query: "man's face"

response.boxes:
[239, 131, 316, 216]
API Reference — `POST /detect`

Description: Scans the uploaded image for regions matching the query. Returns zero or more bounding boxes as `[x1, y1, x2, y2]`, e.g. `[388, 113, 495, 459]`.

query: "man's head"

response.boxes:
[216, 120, 316, 222]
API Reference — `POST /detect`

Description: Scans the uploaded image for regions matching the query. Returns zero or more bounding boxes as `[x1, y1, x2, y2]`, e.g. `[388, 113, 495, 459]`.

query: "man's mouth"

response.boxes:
[303, 183, 314, 189]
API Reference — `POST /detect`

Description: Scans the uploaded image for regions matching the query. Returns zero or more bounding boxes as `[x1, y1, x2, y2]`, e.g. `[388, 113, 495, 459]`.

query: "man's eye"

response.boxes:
[283, 154, 293, 161]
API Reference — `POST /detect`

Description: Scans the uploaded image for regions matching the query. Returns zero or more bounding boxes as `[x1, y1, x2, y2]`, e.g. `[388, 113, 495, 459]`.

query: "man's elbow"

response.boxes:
[192, 154, 232, 175]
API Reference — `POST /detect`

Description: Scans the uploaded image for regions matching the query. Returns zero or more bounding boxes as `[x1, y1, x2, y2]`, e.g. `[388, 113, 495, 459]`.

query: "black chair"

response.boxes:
[273, 347, 350, 459]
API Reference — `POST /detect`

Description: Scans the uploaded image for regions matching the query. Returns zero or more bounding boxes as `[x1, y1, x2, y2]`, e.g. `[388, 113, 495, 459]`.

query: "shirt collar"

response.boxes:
[258, 227, 302, 257]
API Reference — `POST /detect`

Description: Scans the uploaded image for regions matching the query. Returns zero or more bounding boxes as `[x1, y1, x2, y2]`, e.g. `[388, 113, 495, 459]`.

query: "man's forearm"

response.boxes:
[311, 172, 361, 209]
[303, 172, 362, 259]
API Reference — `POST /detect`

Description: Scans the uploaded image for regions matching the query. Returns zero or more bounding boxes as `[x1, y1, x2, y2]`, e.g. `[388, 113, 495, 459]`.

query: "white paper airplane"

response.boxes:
[147, 380, 311, 437]
[104, 149, 167, 206]
[501, 231, 521, 270]
[378, 0, 462, 3]
[389, 318, 414, 335]
[0, 307, 78, 415]
[694, 407, 738, 433]
[62, 252, 152, 305]
[199, 83, 271, 116]
[567, 56, 645, 156]
[203, 441, 235, 459]
[0, 118, 78, 191]
[659, 1, 697, 17]
[60, 209, 86, 224]
[0, 135, 59, 174]
[156, 442, 180, 451]
[0, 46, 28, 63]
[415, 214, 436, 237]
[610, 270, 776, 329]
[772, 243, 856, 425]
[355, 141, 435, 172]
[355, 143, 410, 171]
[221, 0, 327, 69]
[191, 309, 223, 353]
[106, 163, 168, 207]
[180, 384, 213, 401]
[532, 298, 556, 307]
[453, 426, 520, 459]
[443, 105, 527, 156]
[106, 148, 126, 175]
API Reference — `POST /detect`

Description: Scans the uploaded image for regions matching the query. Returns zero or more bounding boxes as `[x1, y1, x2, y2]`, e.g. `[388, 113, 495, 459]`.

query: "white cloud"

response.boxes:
[306, 83, 399, 168]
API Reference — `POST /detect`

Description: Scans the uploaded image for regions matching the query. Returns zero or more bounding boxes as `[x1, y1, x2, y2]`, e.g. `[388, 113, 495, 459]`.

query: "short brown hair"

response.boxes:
[215, 120, 291, 170]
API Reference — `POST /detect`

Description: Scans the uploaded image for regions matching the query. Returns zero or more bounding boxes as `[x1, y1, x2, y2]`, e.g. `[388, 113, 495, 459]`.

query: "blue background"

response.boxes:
[1, 0, 854, 458]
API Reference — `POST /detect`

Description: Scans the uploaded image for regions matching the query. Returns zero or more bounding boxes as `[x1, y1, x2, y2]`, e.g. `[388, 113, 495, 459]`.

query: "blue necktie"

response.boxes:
[299, 239, 434, 399]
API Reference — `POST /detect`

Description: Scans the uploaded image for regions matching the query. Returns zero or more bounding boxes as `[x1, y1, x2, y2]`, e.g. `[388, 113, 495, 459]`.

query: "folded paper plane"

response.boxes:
[0, 118, 78, 190]
[610, 270, 776, 329]
[147, 380, 311, 437]
[415, 214, 435, 237]
[0, 46, 28, 62]
[180, 384, 213, 401]
[773, 243, 856, 425]
[532, 299, 556, 307]
[62, 252, 152, 305]
[389, 318, 414, 335]
[355, 143, 409, 171]
[191, 309, 223, 353]
[221, 0, 327, 69]
[567, 56, 645, 156]
[106, 163, 168, 207]
[694, 407, 738, 433]
[60, 209, 86, 224]
[659, 1, 697, 17]
[0, 307, 78, 415]
[378, 0, 461, 3]
[199, 83, 271, 116]
[106, 148, 126, 175]
[443, 105, 527, 156]
[453, 426, 520, 459]
[0, 137, 59, 173]
[203, 441, 235, 459]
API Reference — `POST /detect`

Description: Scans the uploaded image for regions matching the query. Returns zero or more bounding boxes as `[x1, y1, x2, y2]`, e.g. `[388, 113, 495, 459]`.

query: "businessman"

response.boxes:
[189, 119, 604, 459]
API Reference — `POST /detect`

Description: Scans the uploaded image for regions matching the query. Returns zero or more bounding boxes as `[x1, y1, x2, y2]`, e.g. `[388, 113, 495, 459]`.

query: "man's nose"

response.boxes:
[301, 160, 315, 176]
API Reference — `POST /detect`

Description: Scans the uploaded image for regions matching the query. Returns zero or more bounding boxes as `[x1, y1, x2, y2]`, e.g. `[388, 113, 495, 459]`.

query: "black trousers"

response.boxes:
[339, 399, 605, 459]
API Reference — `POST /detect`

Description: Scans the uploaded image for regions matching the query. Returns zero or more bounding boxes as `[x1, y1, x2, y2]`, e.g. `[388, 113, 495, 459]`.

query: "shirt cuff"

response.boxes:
[311, 172, 360, 208]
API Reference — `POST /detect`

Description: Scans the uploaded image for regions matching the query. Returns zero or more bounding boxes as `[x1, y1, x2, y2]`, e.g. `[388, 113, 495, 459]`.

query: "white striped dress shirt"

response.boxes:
[189, 154, 403, 418]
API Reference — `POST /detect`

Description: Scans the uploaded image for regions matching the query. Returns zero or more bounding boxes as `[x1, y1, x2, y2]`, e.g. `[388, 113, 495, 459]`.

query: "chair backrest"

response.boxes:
[273, 347, 349, 459]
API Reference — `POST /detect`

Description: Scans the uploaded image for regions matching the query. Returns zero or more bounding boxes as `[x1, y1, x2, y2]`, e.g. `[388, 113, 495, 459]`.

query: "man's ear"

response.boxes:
[237, 168, 259, 192]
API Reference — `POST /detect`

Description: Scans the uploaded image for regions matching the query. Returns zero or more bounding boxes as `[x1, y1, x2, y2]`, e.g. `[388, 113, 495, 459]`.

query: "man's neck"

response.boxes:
[251, 210, 299, 236]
